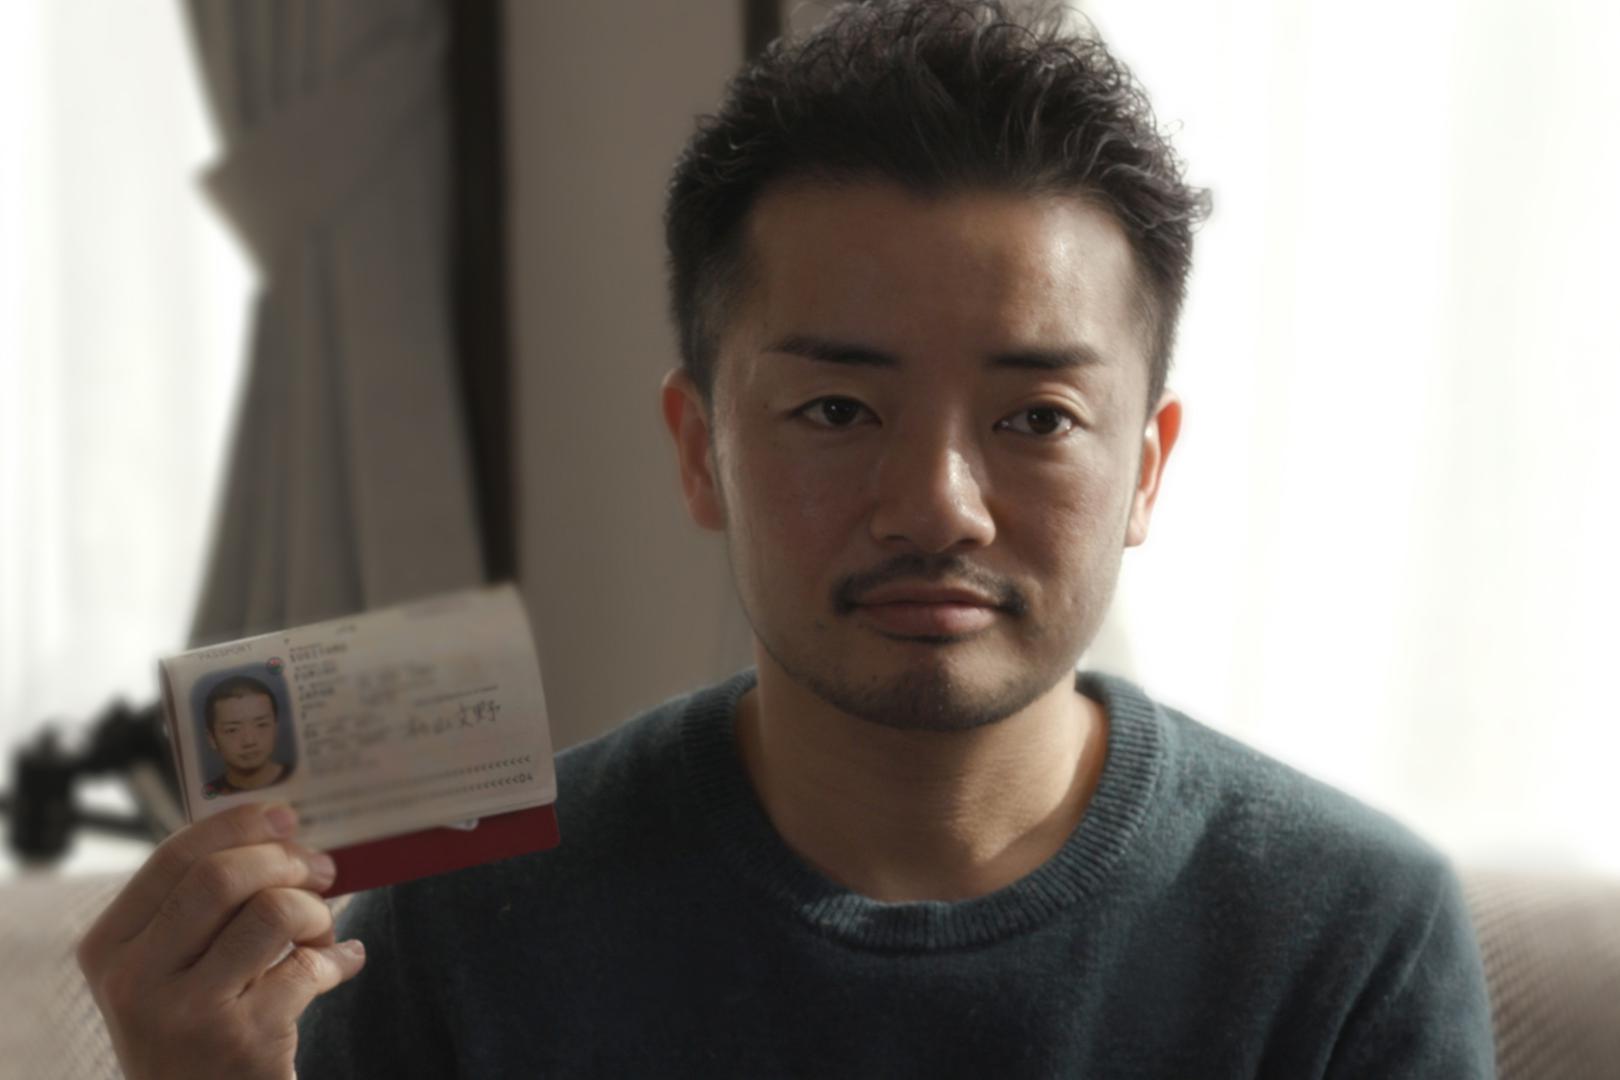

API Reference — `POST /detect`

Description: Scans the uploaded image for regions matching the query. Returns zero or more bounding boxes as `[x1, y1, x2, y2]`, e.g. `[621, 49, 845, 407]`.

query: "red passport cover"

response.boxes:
[323, 803, 561, 896]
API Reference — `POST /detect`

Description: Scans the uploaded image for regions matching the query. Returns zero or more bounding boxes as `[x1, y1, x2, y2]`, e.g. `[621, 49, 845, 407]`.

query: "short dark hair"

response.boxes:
[665, 0, 1209, 415]
[204, 675, 278, 735]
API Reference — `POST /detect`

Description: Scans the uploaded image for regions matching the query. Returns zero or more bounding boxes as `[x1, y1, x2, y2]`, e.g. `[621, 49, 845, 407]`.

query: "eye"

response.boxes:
[796, 396, 875, 428]
[997, 405, 1080, 438]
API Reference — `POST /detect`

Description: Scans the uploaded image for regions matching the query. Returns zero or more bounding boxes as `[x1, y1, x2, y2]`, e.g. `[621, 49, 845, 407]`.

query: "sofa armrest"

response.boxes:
[1462, 868, 1620, 1079]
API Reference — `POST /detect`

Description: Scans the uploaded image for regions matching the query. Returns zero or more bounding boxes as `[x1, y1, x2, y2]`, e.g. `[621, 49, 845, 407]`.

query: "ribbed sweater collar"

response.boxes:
[678, 668, 1166, 952]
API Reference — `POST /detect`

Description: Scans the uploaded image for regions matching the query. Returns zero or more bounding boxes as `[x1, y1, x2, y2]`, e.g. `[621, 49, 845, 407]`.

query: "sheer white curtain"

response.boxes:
[0, 2, 251, 746]
[1078, 0, 1620, 874]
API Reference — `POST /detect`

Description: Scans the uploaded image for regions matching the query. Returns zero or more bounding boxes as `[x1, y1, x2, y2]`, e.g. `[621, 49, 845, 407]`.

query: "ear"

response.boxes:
[205, 730, 219, 752]
[660, 368, 726, 531]
[1125, 390, 1182, 547]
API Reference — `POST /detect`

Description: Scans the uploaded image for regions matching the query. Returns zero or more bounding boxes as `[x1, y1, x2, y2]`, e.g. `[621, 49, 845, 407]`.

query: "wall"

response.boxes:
[506, 2, 754, 750]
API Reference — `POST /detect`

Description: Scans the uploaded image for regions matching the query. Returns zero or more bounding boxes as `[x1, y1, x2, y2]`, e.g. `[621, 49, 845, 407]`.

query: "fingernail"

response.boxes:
[308, 853, 337, 886]
[266, 804, 298, 837]
[341, 939, 366, 961]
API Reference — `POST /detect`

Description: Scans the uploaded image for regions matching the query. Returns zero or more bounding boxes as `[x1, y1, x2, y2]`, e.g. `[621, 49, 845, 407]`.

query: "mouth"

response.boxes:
[857, 585, 1000, 607]
[853, 585, 1002, 637]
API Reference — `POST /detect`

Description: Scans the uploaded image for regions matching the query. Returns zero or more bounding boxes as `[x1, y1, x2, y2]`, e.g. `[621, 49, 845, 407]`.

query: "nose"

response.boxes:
[868, 415, 996, 553]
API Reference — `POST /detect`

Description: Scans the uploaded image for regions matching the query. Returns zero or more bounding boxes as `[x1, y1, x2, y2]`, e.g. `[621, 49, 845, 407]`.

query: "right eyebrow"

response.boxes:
[764, 334, 899, 368]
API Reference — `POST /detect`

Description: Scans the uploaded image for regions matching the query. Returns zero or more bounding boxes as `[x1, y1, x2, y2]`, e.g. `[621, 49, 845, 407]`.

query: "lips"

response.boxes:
[854, 584, 1001, 636]
[856, 585, 1000, 607]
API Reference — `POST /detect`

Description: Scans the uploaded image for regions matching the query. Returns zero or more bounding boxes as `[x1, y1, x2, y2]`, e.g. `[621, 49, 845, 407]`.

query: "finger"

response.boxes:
[81, 802, 300, 956]
[136, 842, 337, 974]
[246, 939, 367, 1030]
[186, 887, 335, 999]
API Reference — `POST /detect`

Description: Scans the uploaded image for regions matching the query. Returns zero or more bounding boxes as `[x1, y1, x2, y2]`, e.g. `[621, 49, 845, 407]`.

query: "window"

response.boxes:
[0, 3, 252, 778]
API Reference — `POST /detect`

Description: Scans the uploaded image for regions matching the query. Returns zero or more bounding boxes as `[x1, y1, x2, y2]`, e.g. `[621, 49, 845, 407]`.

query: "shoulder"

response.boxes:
[544, 677, 731, 857]
[554, 684, 698, 818]
[1087, 672, 1459, 927]
[1095, 676, 1492, 1061]
[1166, 697, 1447, 893]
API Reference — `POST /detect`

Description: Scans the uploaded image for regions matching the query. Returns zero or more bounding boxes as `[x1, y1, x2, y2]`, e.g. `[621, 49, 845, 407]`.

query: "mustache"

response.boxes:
[832, 554, 1028, 616]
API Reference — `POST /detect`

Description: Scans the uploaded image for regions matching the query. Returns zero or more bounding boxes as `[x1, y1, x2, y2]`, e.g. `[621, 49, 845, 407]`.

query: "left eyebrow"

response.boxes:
[763, 334, 1105, 371]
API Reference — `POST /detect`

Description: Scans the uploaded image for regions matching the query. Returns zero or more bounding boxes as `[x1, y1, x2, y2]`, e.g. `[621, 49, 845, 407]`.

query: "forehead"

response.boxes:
[733, 179, 1145, 373]
[216, 693, 273, 721]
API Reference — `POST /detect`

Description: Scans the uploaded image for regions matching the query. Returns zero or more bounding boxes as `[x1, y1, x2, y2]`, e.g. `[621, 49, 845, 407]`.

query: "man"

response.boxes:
[200, 675, 293, 798]
[78, 2, 1495, 1076]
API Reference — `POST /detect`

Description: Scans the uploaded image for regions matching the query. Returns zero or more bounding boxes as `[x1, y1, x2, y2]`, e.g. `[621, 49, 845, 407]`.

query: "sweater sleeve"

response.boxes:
[294, 886, 457, 1079]
[1325, 860, 1496, 1079]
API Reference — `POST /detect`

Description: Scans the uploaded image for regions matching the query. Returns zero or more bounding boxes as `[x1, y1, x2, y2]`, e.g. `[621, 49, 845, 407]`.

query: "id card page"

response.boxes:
[159, 584, 559, 895]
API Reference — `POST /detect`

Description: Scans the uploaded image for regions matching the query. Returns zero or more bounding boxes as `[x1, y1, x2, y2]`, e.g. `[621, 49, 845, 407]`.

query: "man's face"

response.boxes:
[664, 180, 1179, 731]
[209, 693, 277, 772]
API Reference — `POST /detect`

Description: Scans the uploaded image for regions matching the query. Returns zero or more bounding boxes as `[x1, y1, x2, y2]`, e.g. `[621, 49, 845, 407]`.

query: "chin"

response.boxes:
[786, 639, 1057, 734]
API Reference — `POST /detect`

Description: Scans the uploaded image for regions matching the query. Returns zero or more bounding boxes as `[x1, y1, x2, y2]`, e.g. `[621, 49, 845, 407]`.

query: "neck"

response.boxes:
[226, 761, 281, 789]
[735, 652, 1108, 902]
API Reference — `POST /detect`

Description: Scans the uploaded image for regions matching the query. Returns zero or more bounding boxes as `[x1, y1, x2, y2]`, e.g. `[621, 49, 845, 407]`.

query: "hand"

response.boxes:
[76, 802, 366, 1080]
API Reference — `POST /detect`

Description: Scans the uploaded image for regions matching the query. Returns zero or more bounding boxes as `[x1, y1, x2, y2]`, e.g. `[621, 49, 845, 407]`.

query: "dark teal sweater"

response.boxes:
[298, 669, 1495, 1077]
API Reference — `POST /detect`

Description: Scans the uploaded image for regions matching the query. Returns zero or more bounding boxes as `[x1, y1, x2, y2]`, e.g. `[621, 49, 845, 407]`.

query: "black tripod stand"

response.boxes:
[1, 701, 182, 866]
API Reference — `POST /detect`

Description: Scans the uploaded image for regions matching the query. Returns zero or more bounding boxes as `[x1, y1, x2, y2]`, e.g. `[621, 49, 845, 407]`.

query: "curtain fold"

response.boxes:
[181, 0, 483, 644]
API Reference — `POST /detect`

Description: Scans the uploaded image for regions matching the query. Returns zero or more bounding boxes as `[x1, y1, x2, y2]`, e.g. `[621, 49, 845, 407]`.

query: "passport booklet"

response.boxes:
[158, 584, 559, 895]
